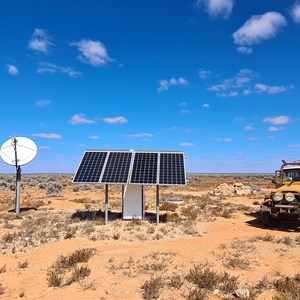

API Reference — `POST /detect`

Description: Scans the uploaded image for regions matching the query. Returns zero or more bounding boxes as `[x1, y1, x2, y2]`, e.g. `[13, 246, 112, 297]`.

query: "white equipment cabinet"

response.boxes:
[122, 185, 144, 220]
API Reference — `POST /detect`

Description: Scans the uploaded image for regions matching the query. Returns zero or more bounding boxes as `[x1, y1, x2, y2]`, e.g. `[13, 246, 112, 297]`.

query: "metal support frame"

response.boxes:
[15, 176, 21, 214]
[142, 185, 144, 220]
[105, 184, 108, 224]
[121, 185, 124, 219]
[156, 185, 159, 225]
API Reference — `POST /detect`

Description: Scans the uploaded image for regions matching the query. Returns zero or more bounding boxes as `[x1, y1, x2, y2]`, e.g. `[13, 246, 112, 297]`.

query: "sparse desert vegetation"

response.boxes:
[0, 173, 299, 299]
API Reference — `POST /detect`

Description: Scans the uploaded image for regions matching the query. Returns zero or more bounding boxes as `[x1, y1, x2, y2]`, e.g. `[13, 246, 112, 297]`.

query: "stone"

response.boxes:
[235, 288, 250, 299]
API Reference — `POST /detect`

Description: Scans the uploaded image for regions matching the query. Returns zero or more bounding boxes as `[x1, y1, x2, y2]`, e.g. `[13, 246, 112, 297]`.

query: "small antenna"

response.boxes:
[0, 137, 37, 214]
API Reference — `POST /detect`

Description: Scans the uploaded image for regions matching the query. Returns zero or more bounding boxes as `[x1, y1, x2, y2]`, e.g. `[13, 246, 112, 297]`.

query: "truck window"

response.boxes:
[283, 169, 300, 181]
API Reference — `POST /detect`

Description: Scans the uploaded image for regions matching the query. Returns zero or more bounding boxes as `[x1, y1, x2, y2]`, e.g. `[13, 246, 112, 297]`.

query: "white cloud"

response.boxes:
[70, 39, 111, 67]
[267, 135, 275, 139]
[180, 110, 190, 114]
[28, 28, 53, 53]
[238, 69, 253, 76]
[37, 62, 81, 78]
[69, 113, 96, 125]
[288, 144, 300, 147]
[38, 146, 50, 150]
[198, 68, 212, 79]
[248, 137, 260, 141]
[171, 127, 192, 133]
[223, 138, 233, 142]
[216, 138, 233, 142]
[234, 116, 245, 122]
[244, 125, 254, 130]
[255, 83, 291, 94]
[32, 133, 62, 139]
[88, 136, 100, 140]
[158, 77, 188, 92]
[232, 12, 287, 53]
[290, 1, 300, 23]
[207, 69, 292, 98]
[102, 116, 128, 124]
[127, 133, 154, 138]
[243, 89, 252, 96]
[202, 103, 210, 108]
[263, 115, 291, 125]
[195, 0, 234, 19]
[208, 69, 256, 97]
[236, 46, 253, 54]
[180, 142, 195, 147]
[7, 64, 19, 75]
[179, 102, 188, 106]
[217, 91, 238, 97]
[268, 126, 285, 132]
[36, 99, 51, 107]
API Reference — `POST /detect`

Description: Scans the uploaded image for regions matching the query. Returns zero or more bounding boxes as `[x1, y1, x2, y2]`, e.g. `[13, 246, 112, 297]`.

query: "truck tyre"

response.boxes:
[260, 212, 281, 228]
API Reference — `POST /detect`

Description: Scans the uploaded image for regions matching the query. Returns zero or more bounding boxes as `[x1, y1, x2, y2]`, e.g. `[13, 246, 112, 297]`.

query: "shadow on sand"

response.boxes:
[70, 209, 163, 223]
[8, 207, 38, 214]
[245, 211, 300, 233]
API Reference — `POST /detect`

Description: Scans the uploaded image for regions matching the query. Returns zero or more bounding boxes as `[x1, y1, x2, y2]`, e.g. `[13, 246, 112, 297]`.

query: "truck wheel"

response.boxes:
[260, 212, 281, 228]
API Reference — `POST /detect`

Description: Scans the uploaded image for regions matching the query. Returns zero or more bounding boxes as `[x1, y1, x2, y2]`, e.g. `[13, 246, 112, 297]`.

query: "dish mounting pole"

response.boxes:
[13, 137, 21, 215]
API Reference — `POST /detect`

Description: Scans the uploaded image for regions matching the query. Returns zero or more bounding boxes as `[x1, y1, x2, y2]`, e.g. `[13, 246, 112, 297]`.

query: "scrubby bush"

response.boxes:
[46, 248, 96, 287]
[47, 182, 62, 197]
[160, 202, 177, 212]
[186, 265, 238, 293]
[274, 275, 300, 300]
[39, 182, 47, 189]
[141, 275, 164, 300]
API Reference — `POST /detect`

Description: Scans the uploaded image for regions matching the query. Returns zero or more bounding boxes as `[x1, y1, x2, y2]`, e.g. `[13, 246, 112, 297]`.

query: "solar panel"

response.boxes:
[73, 150, 186, 186]
[130, 152, 158, 184]
[101, 151, 132, 184]
[159, 153, 186, 185]
[73, 151, 108, 182]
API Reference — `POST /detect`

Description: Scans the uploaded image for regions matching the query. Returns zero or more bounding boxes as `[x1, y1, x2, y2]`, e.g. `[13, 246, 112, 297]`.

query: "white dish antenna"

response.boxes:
[0, 137, 37, 166]
[0, 137, 38, 214]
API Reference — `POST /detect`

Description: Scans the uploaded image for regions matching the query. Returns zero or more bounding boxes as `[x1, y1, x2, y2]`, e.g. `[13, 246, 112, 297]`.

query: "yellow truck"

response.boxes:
[261, 160, 300, 227]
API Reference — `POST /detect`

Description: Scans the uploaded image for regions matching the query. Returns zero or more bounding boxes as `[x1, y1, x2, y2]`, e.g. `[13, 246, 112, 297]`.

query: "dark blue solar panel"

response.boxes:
[73, 150, 186, 186]
[101, 152, 132, 184]
[130, 152, 158, 184]
[159, 153, 186, 185]
[73, 151, 107, 182]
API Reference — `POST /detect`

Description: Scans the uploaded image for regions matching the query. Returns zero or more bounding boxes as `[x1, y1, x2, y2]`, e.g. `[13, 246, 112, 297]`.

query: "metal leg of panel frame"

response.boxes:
[156, 185, 159, 225]
[105, 184, 108, 225]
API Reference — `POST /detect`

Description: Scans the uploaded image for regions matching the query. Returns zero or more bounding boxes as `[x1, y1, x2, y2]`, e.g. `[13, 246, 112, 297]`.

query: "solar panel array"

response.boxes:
[73, 150, 186, 185]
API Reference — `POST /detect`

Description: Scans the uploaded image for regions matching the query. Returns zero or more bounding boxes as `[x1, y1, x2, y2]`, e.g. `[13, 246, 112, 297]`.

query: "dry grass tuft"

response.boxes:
[65, 265, 91, 285]
[186, 288, 208, 300]
[46, 248, 96, 287]
[55, 248, 96, 269]
[186, 264, 238, 293]
[141, 275, 164, 300]
[46, 269, 64, 287]
[160, 202, 178, 212]
[273, 274, 300, 300]
[0, 265, 6, 273]
[18, 260, 29, 269]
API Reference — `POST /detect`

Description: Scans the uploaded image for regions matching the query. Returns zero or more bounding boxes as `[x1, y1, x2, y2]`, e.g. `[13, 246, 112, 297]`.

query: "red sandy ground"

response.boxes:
[0, 175, 299, 299]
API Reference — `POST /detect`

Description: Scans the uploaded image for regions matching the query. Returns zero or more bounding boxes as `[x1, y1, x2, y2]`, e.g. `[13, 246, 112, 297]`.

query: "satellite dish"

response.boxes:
[0, 137, 37, 166]
[0, 137, 38, 214]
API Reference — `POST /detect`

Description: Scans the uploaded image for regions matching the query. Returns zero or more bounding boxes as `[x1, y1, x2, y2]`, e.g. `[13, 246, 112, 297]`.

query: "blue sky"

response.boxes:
[1, 0, 300, 173]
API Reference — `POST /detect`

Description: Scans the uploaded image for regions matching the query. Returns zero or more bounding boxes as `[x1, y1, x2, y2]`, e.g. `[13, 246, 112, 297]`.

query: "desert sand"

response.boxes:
[0, 174, 299, 299]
